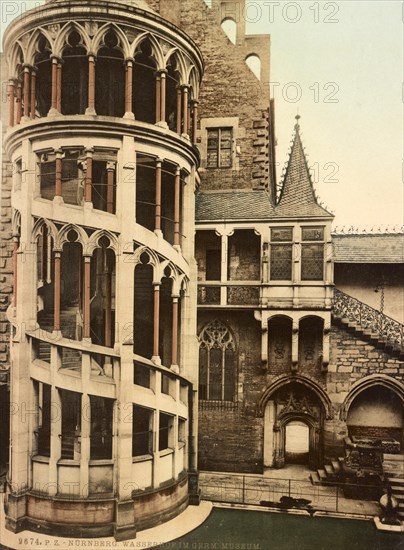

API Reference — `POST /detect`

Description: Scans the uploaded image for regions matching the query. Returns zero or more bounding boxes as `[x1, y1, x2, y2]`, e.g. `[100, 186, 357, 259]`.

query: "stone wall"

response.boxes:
[0, 53, 12, 385]
[148, 0, 273, 194]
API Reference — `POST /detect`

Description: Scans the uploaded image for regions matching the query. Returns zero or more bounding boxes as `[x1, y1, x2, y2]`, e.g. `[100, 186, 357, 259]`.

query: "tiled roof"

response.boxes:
[276, 119, 332, 219]
[333, 234, 404, 263]
[195, 189, 275, 221]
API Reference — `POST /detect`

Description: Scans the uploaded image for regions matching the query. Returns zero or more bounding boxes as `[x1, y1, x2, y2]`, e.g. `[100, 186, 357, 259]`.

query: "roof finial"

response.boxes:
[294, 113, 301, 130]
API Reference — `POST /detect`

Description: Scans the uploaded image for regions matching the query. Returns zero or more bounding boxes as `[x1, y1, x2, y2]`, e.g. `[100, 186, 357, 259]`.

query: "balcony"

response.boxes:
[197, 282, 260, 307]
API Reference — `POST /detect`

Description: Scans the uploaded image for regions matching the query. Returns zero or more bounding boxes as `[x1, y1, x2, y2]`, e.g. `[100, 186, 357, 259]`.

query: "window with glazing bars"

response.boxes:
[198, 319, 236, 401]
[301, 227, 324, 281]
[207, 128, 232, 168]
[270, 227, 293, 280]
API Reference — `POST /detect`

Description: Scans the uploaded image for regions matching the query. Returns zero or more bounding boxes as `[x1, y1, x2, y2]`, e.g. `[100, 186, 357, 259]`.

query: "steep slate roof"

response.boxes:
[275, 117, 332, 218]
[333, 234, 404, 263]
[196, 189, 275, 221]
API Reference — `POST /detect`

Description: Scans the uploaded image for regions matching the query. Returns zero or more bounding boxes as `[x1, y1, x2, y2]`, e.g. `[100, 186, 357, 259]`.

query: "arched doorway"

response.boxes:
[262, 377, 331, 471]
[285, 421, 309, 464]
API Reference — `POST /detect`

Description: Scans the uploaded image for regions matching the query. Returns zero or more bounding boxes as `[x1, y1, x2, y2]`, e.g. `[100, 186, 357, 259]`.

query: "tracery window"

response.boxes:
[198, 320, 236, 401]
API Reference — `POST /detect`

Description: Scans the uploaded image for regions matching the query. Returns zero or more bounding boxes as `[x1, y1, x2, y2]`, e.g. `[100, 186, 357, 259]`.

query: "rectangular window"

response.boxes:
[301, 226, 324, 281]
[159, 412, 174, 451]
[270, 227, 293, 281]
[207, 128, 232, 168]
[132, 405, 153, 457]
[35, 381, 51, 457]
[90, 396, 113, 460]
[301, 244, 324, 281]
[178, 418, 186, 444]
[134, 361, 151, 388]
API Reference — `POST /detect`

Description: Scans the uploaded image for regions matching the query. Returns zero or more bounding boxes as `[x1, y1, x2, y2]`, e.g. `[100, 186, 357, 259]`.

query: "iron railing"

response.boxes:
[199, 473, 382, 516]
[333, 289, 404, 347]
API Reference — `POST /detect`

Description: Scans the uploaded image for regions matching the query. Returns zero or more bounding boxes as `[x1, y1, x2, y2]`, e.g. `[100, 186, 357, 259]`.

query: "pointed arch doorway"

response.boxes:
[261, 377, 331, 471]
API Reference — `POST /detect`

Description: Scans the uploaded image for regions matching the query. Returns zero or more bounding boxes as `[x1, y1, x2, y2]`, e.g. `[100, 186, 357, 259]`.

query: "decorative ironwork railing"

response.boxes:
[333, 289, 404, 347]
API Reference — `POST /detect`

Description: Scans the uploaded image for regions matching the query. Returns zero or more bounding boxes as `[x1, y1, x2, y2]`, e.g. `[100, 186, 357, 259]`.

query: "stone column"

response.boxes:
[50, 56, 58, 112]
[292, 321, 299, 371]
[160, 70, 167, 123]
[176, 87, 182, 134]
[171, 295, 179, 369]
[53, 251, 61, 332]
[173, 166, 181, 247]
[56, 60, 62, 113]
[182, 86, 189, 135]
[16, 83, 22, 124]
[8, 80, 15, 127]
[86, 54, 96, 115]
[23, 66, 30, 118]
[30, 68, 37, 119]
[220, 232, 228, 306]
[322, 320, 330, 372]
[84, 148, 93, 203]
[55, 149, 63, 198]
[154, 159, 162, 234]
[155, 72, 161, 123]
[106, 161, 115, 214]
[152, 283, 161, 362]
[292, 234, 300, 307]
[124, 59, 134, 118]
[191, 100, 198, 144]
[83, 256, 91, 340]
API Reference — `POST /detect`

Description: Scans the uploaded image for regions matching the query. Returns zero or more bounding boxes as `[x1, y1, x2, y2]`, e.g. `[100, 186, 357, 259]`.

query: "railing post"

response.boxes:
[242, 475, 245, 504]
[336, 485, 339, 512]
[359, 301, 362, 326]
[288, 478, 291, 497]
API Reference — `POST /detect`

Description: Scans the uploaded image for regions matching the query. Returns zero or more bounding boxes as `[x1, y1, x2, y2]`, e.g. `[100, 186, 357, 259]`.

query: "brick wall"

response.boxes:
[197, 310, 263, 472]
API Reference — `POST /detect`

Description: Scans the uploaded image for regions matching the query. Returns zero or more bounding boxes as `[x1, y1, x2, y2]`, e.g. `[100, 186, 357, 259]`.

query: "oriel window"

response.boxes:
[270, 227, 293, 280]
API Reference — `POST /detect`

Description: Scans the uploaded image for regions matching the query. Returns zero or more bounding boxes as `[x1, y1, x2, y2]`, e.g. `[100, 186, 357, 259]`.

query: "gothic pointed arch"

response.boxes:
[340, 374, 404, 421]
[258, 374, 333, 419]
[198, 319, 237, 402]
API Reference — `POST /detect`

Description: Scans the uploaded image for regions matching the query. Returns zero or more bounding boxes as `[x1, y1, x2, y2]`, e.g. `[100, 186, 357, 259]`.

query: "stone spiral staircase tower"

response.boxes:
[3, 0, 203, 539]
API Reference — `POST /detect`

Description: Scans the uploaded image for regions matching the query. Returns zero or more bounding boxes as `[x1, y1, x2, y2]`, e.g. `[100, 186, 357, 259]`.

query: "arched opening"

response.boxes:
[263, 379, 326, 470]
[161, 162, 176, 245]
[133, 39, 157, 123]
[347, 385, 403, 449]
[268, 316, 292, 371]
[95, 30, 125, 117]
[245, 54, 261, 80]
[134, 254, 154, 359]
[60, 231, 83, 341]
[90, 237, 116, 348]
[298, 316, 324, 372]
[166, 53, 181, 130]
[221, 18, 237, 45]
[61, 30, 88, 115]
[159, 268, 173, 367]
[285, 420, 310, 464]
[135, 154, 155, 232]
[36, 224, 55, 331]
[34, 34, 52, 116]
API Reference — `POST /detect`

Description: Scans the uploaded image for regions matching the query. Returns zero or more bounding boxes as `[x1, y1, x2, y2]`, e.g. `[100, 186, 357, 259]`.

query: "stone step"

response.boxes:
[317, 469, 327, 481]
[310, 472, 321, 486]
[391, 485, 404, 494]
[331, 460, 341, 474]
[324, 464, 335, 477]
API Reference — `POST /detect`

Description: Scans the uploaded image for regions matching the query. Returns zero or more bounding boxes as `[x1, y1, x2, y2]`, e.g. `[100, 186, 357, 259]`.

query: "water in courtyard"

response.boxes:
[157, 508, 403, 550]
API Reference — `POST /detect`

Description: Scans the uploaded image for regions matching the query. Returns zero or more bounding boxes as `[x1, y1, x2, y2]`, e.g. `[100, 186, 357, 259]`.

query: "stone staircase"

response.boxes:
[383, 454, 404, 521]
[310, 458, 342, 486]
[333, 289, 404, 359]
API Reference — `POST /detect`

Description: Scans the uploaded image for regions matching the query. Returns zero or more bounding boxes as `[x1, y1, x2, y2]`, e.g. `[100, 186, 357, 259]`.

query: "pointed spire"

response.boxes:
[276, 116, 333, 218]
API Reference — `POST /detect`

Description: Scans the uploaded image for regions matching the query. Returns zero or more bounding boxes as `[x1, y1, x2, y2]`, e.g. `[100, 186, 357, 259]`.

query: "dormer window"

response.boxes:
[207, 128, 232, 168]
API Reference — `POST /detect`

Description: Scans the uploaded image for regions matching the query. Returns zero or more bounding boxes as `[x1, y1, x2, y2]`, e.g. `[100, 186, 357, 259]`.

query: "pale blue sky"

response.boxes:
[2, 0, 402, 228]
